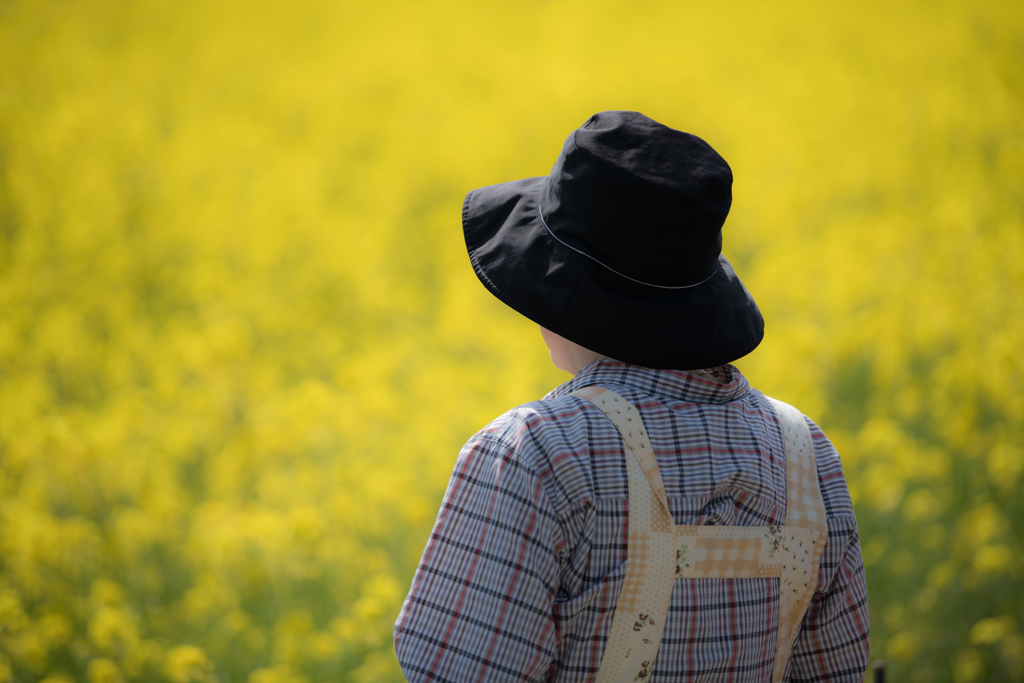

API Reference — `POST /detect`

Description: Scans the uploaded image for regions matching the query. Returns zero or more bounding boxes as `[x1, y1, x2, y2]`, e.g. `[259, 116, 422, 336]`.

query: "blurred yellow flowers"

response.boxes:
[0, 0, 1021, 681]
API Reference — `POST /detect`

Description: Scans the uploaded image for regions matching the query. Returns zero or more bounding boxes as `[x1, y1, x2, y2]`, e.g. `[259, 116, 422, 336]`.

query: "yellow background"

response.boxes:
[0, 0, 1021, 681]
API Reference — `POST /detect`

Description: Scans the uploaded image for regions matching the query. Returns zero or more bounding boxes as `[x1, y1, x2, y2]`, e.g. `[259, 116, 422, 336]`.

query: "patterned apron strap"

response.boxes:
[572, 387, 829, 683]
[767, 398, 828, 682]
[572, 387, 673, 520]
[572, 387, 677, 683]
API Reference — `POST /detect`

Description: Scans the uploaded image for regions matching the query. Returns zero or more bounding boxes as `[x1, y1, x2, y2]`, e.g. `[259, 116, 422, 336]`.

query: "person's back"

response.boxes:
[394, 111, 869, 681]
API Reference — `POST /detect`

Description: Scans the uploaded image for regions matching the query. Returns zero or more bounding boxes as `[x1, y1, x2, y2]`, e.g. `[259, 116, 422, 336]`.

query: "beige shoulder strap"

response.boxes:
[765, 397, 827, 681]
[572, 387, 827, 683]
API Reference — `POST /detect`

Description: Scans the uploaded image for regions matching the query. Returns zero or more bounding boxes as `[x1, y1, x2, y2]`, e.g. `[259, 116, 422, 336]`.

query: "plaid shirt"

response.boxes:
[395, 361, 869, 682]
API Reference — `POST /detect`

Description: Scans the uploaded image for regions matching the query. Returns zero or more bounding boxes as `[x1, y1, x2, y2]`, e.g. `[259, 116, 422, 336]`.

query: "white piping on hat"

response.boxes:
[538, 204, 718, 291]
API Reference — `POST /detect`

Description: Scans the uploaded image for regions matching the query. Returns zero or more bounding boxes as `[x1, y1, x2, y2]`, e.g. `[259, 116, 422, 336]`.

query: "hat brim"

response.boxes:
[463, 176, 764, 369]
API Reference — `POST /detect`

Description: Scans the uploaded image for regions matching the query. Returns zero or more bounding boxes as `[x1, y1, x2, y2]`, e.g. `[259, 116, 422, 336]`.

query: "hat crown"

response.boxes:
[573, 111, 732, 205]
[541, 111, 732, 288]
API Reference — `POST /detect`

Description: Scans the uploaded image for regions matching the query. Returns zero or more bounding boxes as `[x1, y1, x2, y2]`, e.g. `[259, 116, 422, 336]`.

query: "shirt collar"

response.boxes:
[545, 359, 750, 405]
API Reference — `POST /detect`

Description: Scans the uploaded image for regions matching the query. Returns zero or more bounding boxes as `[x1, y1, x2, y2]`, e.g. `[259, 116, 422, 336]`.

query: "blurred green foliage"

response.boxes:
[0, 0, 1021, 681]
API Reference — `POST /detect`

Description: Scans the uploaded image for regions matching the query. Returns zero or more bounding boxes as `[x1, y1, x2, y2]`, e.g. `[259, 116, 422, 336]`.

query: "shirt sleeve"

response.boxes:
[787, 522, 871, 681]
[394, 432, 563, 682]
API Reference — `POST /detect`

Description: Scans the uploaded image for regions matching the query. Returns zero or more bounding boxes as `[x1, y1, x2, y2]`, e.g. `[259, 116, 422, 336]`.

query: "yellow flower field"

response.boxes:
[0, 0, 1021, 681]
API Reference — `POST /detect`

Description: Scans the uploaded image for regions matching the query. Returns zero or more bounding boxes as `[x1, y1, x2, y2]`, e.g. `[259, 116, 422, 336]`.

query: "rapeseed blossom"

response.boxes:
[0, 0, 1021, 681]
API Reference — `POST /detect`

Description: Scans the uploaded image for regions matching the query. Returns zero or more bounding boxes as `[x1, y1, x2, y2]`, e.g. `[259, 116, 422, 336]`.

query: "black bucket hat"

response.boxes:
[462, 111, 763, 370]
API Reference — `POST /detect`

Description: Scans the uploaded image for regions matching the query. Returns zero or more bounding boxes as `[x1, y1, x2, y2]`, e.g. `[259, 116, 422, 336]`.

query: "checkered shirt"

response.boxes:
[394, 361, 869, 682]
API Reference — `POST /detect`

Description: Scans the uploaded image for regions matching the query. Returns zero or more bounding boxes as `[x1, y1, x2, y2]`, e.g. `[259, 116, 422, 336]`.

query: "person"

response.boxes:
[394, 111, 869, 682]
